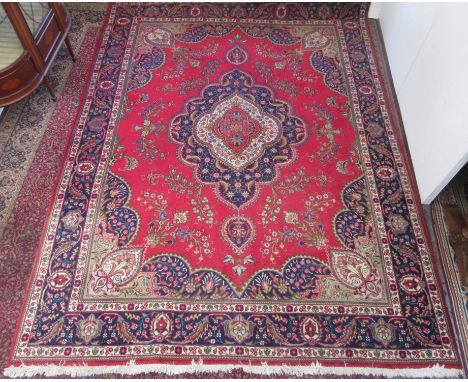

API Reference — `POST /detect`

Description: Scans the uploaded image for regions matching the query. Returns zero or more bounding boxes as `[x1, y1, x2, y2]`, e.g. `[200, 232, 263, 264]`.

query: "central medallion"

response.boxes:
[213, 105, 261, 153]
[194, 93, 282, 171]
[170, 70, 306, 208]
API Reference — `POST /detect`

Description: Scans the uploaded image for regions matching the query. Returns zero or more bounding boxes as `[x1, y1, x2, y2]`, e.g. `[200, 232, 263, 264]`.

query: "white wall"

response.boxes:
[370, 2, 468, 204]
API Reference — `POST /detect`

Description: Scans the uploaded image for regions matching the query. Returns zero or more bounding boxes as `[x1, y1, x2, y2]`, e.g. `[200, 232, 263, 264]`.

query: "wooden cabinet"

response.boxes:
[0, 3, 74, 106]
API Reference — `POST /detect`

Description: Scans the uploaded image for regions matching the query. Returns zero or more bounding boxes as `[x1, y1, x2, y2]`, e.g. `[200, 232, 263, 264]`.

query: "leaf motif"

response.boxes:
[52, 241, 77, 261]
[181, 321, 209, 344]
[35, 319, 63, 344]
[335, 319, 357, 346]
[69, 182, 86, 200]
[370, 144, 393, 159]
[294, 3, 310, 19]
[223, 254, 234, 264]
[252, 3, 273, 18]
[393, 244, 420, 264]
[117, 319, 136, 342]
[266, 321, 290, 345]
[363, 102, 379, 115]
[244, 255, 254, 264]
[218, 181, 229, 191]
[407, 323, 438, 347]
[336, 160, 348, 174]
[166, 4, 188, 16]
[123, 156, 139, 171]
[383, 189, 402, 205]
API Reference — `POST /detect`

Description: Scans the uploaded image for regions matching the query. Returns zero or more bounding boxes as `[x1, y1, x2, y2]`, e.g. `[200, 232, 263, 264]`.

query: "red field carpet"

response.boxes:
[5, 3, 463, 377]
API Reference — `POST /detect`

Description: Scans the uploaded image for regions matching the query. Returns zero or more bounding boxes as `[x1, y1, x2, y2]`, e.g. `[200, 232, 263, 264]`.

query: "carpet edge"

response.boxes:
[4, 360, 463, 379]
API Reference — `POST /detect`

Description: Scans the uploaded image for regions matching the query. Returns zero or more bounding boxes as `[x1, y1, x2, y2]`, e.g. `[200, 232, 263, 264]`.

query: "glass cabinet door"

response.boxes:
[0, 3, 51, 70]
[0, 2, 72, 106]
[18, 3, 51, 35]
[0, 6, 23, 70]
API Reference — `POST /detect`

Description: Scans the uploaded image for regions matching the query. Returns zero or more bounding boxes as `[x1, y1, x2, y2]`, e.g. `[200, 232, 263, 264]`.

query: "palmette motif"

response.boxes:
[9, 3, 459, 372]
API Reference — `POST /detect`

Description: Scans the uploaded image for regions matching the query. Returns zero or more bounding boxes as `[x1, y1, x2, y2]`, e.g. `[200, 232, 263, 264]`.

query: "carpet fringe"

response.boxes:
[4, 360, 462, 378]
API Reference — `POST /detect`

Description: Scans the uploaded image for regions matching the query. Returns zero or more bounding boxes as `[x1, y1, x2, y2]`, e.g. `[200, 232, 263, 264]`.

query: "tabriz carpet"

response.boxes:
[5, 3, 463, 378]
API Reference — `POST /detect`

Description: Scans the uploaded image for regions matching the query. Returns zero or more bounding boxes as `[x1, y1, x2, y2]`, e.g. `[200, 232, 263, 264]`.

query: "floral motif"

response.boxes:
[173, 211, 189, 224]
[370, 318, 396, 348]
[174, 23, 299, 45]
[61, 210, 84, 230]
[223, 315, 254, 344]
[399, 274, 424, 294]
[260, 168, 326, 226]
[225, 45, 249, 65]
[334, 177, 369, 249]
[147, 169, 215, 225]
[47, 270, 72, 290]
[76, 315, 104, 344]
[143, 26, 173, 46]
[301, 317, 321, 344]
[222, 215, 256, 254]
[376, 165, 397, 181]
[254, 60, 316, 98]
[89, 248, 143, 296]
[105, 254, 331, 300]
[304, 103, 342, 164]
[127, 47, 166, 92]
[303, 29, 332, 50]
[151, 313, 172, 342]
[261, 189, 283, 225]
[99, 172, 139, 246]
[243, 257, 330, 299]
[388, 213, 410, 235]
[329, 249, 382, 299]
[159, 42, 220, 81]
[132, 99, 173, 161]
[137, 191, 214, 261]
[262, 192, 335, 263]
[283, 211, 299, 225]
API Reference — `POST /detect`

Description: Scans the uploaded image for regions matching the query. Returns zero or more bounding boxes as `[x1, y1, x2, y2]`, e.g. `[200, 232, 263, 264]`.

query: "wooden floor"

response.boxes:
[441, 164, 468, 287]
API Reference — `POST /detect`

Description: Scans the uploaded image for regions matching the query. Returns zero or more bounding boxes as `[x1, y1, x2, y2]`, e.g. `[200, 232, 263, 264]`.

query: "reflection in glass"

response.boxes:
[0, 3, 50, 70]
